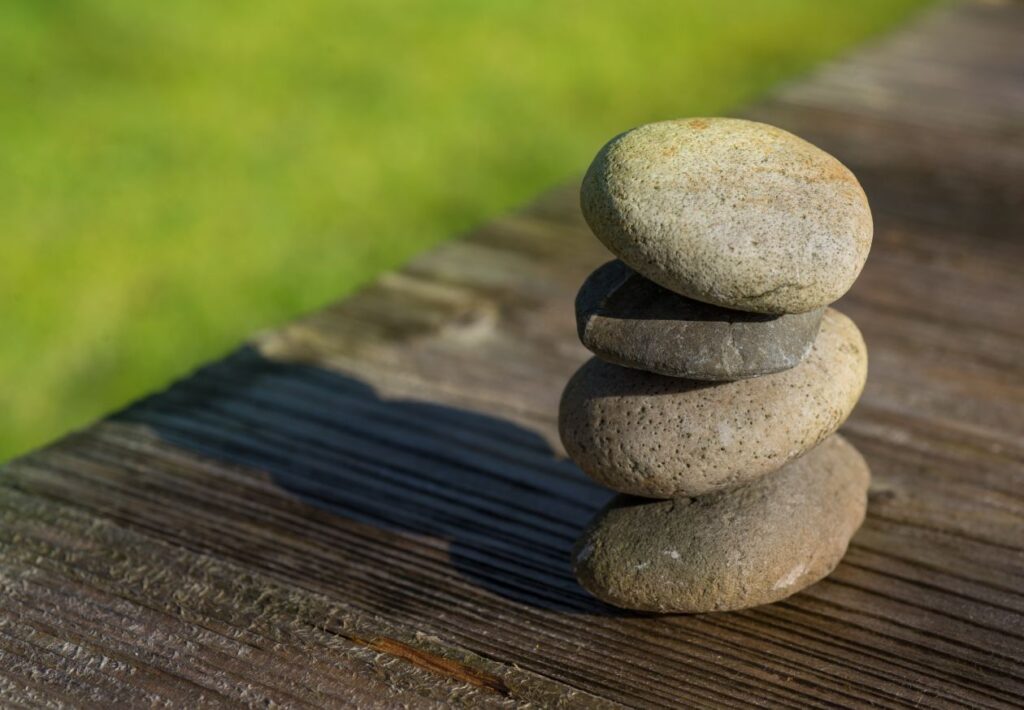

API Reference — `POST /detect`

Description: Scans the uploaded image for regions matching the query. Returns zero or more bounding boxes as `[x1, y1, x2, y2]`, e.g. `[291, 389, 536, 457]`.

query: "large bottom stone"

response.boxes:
[576, 260, 825, 380]
[572, 435, 869, 613]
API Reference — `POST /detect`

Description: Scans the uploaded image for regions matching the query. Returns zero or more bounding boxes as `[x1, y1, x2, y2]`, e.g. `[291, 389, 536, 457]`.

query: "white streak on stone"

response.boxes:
[717, 421, 734, 448]
[773, 562, 807, 589]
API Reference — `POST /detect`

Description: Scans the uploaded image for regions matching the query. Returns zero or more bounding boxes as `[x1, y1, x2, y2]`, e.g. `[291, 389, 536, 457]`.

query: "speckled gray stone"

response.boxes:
[559, 308, 866, 498]
[577, 259, 825, 380]
[580, 118, 872, 314]
[572, 434, 869, 613]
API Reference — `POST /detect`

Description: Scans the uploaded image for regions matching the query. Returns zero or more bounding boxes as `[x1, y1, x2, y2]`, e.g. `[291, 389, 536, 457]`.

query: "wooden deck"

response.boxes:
[3, 2, 1023, 706]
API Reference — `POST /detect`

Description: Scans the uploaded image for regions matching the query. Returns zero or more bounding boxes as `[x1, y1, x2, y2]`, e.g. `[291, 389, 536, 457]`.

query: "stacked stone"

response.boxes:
[560, 118, 872, 613]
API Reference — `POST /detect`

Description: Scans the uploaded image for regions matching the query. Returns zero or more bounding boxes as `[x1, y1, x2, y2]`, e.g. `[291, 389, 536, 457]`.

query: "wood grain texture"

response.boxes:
[3, 2, 1023, 706]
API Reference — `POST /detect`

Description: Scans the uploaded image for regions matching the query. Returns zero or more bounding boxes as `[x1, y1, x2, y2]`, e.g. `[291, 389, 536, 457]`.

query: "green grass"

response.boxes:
[1, 0, 928, 460]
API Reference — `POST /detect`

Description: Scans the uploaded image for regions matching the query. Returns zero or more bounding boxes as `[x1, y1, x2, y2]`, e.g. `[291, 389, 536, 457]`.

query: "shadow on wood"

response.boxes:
[116, 346, 629, 616]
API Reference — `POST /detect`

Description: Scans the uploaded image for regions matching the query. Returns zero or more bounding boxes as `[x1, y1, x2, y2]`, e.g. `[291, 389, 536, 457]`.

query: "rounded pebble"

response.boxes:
[577, 259, 825, 380]
[559, 308, 867, 497]
[572, 434, 870, 613]
[580, 118, 872, 314]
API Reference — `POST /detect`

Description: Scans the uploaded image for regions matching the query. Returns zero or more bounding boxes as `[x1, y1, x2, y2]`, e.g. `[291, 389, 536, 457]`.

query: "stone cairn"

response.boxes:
[560, 118, 872, 613]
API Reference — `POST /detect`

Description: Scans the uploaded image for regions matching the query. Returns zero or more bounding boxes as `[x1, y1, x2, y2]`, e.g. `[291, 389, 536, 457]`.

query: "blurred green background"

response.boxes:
[1, 0, 928, 461]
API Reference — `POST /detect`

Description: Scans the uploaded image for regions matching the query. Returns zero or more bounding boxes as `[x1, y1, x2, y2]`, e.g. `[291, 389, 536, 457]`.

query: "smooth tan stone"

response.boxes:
[572, 435, 870, 613]
[559, 308, 866, 498]
[580, 118, 872, 314]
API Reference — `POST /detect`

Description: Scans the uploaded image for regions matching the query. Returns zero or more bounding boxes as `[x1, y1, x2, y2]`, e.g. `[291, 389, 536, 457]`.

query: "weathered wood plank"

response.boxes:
[2, 1, 1023, 706]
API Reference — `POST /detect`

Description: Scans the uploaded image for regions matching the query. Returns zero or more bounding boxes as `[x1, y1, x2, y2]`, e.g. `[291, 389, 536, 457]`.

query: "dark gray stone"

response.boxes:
[572, 435, 870, 614]
[576, 260, 825, 380]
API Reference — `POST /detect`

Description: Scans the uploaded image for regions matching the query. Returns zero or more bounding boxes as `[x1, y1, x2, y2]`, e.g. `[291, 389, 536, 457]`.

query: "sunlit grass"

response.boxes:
[0, 0, 929, 459]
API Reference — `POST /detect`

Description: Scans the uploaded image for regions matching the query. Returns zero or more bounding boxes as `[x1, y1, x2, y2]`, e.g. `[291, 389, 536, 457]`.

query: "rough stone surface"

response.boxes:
[559, 308, 866, 498]
[576, 259, 825, 380]
[572, 434, 870, 613]
[580, 117, 872, 314]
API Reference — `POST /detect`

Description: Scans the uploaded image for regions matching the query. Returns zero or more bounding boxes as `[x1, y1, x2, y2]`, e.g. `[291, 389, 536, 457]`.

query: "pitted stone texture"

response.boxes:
[559, 308, 866, 498]
[580, 118, 872, 314]
[572, 434, 869, 613]
[576, 260, 824, 380]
